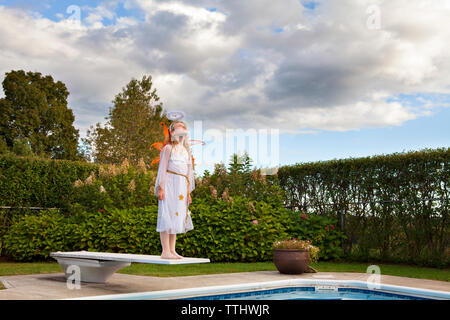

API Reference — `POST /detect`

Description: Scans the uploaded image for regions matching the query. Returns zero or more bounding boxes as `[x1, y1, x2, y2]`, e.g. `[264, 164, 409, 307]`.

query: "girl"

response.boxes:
[154, 121, 195, 259]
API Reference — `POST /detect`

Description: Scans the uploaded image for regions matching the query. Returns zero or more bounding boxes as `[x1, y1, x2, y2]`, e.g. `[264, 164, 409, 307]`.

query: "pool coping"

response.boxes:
[66, 278, 450, 300]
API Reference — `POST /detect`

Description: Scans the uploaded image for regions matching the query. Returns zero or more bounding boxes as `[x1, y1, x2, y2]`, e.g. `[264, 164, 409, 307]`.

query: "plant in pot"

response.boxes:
[273, 238, 319, 274]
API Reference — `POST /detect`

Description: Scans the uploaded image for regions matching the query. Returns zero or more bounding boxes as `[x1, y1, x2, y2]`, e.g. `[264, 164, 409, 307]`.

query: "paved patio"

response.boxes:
[0, 270, 449, 300]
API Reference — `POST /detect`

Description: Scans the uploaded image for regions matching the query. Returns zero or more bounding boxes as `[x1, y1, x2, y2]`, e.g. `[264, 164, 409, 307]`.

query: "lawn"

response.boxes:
[0, 261, 448, 282]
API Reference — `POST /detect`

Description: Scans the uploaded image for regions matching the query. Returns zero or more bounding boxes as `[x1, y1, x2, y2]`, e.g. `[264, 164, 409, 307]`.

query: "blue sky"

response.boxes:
[280, 106, 450, 166]
[0, 0, 145, 24]
[0, 0, 448, 176]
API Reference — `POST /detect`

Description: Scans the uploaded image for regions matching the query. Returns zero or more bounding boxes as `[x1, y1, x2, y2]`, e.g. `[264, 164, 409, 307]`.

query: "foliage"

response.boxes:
[82, 75, 168, 166]
[0, 70, 82, 160]
[12, 137, 33, 157]
[2, 209, 79, 261]
[278, 147, 450, 267]
[193, 152, 285, 205]
[179, 196, 292, 262]
[0, 138, 8, 155]
[2, 195, 293, 262]
[0, 153, 99, 211]
[273, 238, 320, 263]
[0, 153, 157, 212]
[2, 148, 448, 267]
[286, 212, 345, 261]
[69, 158, 158, 213]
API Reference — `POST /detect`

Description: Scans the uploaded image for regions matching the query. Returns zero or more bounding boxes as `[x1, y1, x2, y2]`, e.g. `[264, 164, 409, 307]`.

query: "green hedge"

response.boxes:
[1, 197, 284, 262]
[0, 153, 99, 210]
[278, 147, 450, 267]
[0, 154, 158, 251]
[286, 212, 345, 261]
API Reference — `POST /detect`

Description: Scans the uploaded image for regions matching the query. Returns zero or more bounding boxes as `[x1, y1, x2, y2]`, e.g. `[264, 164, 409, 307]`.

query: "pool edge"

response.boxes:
[65, 278, 450, 300]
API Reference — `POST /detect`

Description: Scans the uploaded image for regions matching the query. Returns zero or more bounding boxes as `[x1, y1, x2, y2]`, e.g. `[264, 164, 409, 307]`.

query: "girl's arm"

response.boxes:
[154, 144, 172, 197]
[188, 154, 195, 193]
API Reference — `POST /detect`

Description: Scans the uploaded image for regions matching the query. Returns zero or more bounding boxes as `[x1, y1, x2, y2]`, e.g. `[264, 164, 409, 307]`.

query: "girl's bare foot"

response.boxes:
[161, 252, 177, 259]
[171, 251, 183, 259]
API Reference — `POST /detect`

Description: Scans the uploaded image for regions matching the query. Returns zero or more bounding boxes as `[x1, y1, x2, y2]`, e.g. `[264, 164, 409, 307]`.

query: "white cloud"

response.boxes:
[0, 0, 449, 139]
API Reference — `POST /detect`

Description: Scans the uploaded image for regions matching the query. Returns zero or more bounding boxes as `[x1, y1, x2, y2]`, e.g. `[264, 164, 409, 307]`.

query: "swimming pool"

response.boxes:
[176, 286, 432, 300]
[72, 279, 450, 300]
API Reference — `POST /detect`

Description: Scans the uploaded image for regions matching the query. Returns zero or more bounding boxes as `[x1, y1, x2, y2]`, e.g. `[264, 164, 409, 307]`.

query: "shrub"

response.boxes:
[0, 152, 99, 210]
[193, 156, 285, 206]
[278, 147, 450, 267]
[0, 154, 158, 214]
[273, 238, 320, 263]
[2, 209, 81, 261]
[286, 212, 345, 261]
[69, 159, 158, 214]
[2, 195, 294, 262]
[179, 196, 292, 262]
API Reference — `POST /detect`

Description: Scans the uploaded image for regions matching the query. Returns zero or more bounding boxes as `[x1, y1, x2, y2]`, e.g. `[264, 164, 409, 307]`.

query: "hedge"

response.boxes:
[2, 148, 448, 267]
[0, 153, 99, 210]
[2, 198, 283, 262]
[1, 195, 345, 262]
[278, 147, 450, 267]
[0, 154, 157, 249]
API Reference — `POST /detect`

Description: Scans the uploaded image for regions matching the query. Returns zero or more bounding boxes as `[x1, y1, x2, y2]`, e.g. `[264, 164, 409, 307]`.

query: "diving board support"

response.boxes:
[50, 251, 210, 284]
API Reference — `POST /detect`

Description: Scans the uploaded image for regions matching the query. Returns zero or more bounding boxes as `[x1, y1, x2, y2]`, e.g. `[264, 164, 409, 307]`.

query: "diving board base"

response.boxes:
[55, 257, 131, 283]
[51, 251, 211, 284]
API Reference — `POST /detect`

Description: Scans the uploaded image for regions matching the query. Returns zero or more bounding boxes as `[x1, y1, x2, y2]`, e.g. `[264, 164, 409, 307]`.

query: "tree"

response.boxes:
[0, 70, 82, 160]
[12, 137, 33, 157]
[0, 137, 8, 155]
[228, 151, 253, 174]
[83, 75, 168, 166]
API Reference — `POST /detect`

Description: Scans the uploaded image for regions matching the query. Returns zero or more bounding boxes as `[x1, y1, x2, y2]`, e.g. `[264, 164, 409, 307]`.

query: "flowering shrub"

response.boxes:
[70, 158, 157, 213]
[273, 238, 320, 263]
[192, 153, 285, 205]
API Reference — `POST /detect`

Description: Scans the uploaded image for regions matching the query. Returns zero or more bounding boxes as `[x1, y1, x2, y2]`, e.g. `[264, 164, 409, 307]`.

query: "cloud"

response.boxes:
[0, 0, 449, 139]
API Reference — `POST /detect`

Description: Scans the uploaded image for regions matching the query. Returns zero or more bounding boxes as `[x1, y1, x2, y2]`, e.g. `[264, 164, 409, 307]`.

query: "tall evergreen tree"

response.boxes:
[83, 75, 168, 166]
[228, 151, 253, 174]
[0, 70, 81, 160]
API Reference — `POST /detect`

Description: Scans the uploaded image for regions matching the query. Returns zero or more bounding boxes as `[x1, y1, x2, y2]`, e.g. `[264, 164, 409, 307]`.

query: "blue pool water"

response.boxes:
[176, 287, 432, 300]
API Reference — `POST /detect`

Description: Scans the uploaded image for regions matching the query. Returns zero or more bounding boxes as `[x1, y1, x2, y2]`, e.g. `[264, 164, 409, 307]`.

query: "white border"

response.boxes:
[66, 279, 450, 300]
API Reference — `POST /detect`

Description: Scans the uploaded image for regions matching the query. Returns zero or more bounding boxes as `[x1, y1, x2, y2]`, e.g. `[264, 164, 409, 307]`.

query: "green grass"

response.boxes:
[0, 261, 62, 276]
[118, 261, 276, 277]
[310, 261, 450, 282]
[0, 261, 448, 282]
[0, 282, 5, 290]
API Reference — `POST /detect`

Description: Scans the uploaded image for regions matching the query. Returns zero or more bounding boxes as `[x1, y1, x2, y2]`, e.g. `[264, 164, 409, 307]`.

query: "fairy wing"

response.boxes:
[150, 122, 171, 166]
[151, 142, 164, 151]
[150, 123, 205, 167]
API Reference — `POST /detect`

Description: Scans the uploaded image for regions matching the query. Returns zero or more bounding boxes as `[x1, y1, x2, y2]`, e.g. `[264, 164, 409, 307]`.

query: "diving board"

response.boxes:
[50, 251, 210, 283]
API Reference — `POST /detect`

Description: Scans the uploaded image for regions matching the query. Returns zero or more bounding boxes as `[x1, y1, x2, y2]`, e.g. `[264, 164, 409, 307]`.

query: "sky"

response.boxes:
[0, 0, 449, 175]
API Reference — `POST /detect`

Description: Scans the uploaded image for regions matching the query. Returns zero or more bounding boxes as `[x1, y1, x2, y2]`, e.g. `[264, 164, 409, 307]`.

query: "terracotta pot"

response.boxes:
[273, 248, 310, 274]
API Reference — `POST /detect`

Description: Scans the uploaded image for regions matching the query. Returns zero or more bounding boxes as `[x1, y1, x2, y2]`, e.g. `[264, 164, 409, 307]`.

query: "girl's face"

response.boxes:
[171, 122, 188, 143]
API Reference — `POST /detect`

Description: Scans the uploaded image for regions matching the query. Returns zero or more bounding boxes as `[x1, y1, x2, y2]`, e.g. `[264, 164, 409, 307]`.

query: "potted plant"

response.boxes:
[273, 238, 319, 274]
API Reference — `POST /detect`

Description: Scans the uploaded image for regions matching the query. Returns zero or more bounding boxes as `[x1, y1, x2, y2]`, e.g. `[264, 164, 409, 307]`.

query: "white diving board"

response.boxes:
[50, 251, 210, 283]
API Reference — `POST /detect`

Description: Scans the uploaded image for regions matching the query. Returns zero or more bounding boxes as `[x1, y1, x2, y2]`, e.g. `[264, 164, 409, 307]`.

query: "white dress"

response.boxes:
[155, 143, 195, 234]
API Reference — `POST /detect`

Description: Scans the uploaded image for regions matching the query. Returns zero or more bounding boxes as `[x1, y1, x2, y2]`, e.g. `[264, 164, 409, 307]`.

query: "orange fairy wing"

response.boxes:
[151, 142, 164, 151]
[150, 155, 160, 166]
[149, 122, 170, 166]
[149, 142, 163, 166]
[161, 122, 170, 146]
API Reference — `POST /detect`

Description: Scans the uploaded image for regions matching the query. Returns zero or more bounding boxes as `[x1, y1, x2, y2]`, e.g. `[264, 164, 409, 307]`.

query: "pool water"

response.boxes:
[176, 287, 432, 300]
